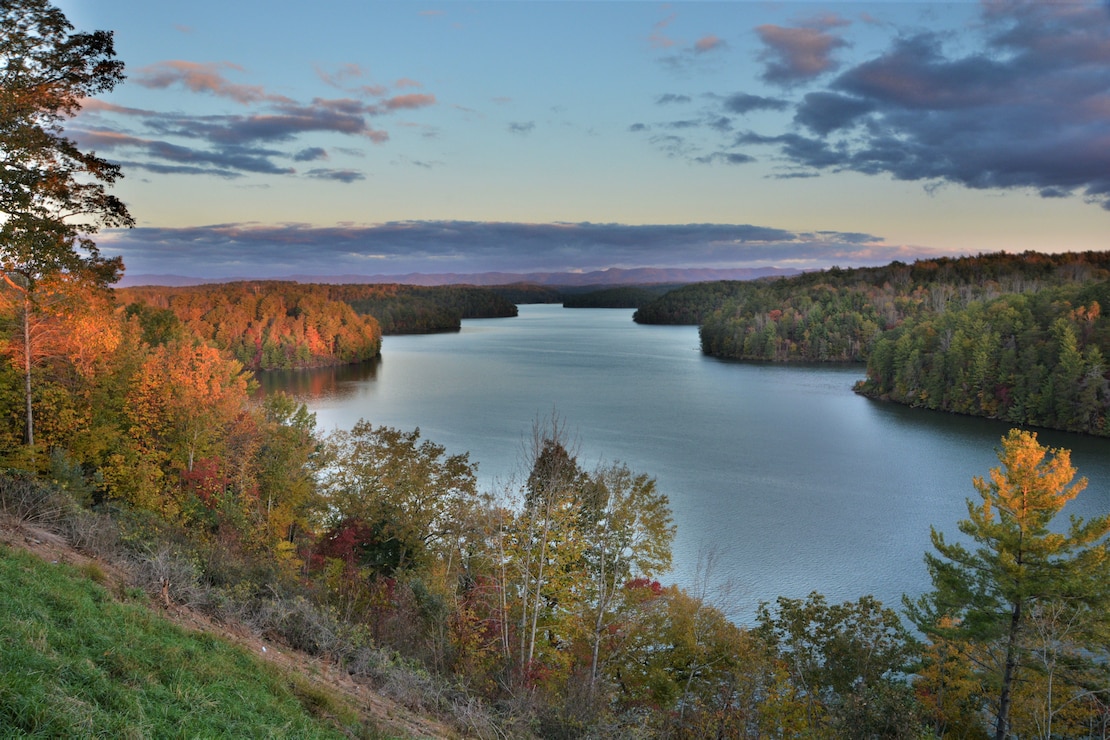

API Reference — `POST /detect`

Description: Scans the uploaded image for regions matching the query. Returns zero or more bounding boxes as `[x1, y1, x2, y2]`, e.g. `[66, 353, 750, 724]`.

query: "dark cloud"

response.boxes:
[730, 1, 1110, 209]
[628, 123, 649, 132]
[112, 160, 241, 179]
[656, 93, 692, 105]
[721, 92, 789, 115]
[736, 131, 847, 169]
[72, 128, 295, 176]
[100, 220, 922, 278]
[695, 152, 755, 166]
[707, 117, 733, 132]
[293, 147, 328, 162]
[305, 168, 365, 183]
[792, 92, 875, 135]
[648, 133, 695, 159]
[508, 121, 536, 135]
[75, 57, 439, 180]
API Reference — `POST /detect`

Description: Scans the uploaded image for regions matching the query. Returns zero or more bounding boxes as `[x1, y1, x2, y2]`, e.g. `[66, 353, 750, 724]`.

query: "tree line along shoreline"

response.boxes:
[632, 250, 1110, 438]
[113, 249, 1110, 437]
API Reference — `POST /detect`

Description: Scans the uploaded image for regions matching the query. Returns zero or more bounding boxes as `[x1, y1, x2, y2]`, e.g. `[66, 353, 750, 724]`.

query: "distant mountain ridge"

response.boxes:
[118, 266, 800, 288]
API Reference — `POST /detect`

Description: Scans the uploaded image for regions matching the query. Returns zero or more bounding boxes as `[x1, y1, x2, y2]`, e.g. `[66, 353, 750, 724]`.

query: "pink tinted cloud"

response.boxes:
[756, 24, 847, 84]
[72, 129, 150, 149]
[383, 94, 436, 111]
[135, 60, 288, 105]
[694, 34, 726, 54]
[650, 13, 678, 49]
[316, 63, 368, 89]
[78, 99, 157, 117]
[395, 77, 423, 89]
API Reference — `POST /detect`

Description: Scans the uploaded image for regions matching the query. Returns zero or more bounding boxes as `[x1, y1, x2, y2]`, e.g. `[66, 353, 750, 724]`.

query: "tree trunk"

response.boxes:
[22, 292, 33, 447]
[996, 597, 1022, 740]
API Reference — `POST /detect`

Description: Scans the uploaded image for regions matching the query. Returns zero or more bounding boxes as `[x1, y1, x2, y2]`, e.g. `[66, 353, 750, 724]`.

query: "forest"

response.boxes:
[117, 282, 383, 371]
[118, 281, 521, 370]
[635, 252, 1110, 436]
[3, 1, 1110, 736]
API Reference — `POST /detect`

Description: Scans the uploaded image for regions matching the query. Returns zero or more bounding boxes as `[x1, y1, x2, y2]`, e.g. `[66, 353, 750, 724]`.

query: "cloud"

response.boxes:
[694, 35, 726, 54]
[656, 93, 692, 105]
[305, 168, 365, 183]
[100, 220, 930, 278]
[134, 61, 288, 105]
[743, 1, 1110, 209]
[695, 152, 756, 166]
[792, 92, 874, 135]
[71, 128, 295, 176]
[756, 23, 848, 85]
[74, 56, 440, 180]
[721, 92, 789, 115]
[382, 93, 436, 111]
[649, 13, 678, 49]
[508, 121, 535, 135]
[316, 63, 365, 87]
[293, 147, 328, 162]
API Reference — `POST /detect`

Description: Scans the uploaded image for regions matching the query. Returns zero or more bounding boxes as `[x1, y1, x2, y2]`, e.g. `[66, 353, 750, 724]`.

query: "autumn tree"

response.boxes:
[504, 423, 589, 684]
[905, 429, 1110, 739]
[757, 591, 924, 737]
[577, 462, 674, 699]
[252, 392, 320, 563]
[490, 416, 679, 715]
[1, 0, 133, 446]
[318, 422, 481, 576]
[115, 338, 251, 513]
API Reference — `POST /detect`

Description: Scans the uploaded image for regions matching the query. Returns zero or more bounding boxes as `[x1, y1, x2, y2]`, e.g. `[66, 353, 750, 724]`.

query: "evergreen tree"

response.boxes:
[906, 429, 1110, 739]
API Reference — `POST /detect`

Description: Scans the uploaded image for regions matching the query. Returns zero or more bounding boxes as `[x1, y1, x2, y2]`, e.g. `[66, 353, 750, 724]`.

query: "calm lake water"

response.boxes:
[260, 304, 1110, 624]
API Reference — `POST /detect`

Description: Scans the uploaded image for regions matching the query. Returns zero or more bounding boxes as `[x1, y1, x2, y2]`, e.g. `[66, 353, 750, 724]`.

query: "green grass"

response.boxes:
[0, 545, 382, 738]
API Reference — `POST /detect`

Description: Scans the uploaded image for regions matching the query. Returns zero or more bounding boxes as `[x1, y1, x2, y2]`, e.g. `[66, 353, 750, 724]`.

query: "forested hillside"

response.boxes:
[118, 282, 382, 371]
[561, 284, 677, 309]
[635, 252, 1110, 435]
[857, 281, 1110, 436]
[117, 281, 521, 370]
[326, 283, 517, 333]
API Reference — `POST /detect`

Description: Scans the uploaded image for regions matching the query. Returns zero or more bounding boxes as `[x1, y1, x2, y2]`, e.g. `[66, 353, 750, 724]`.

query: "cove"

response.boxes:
[259, 304, 1110, 624]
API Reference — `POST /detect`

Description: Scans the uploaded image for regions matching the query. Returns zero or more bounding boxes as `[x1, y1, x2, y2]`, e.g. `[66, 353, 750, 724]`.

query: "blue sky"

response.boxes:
[58, 0, 1110, 279]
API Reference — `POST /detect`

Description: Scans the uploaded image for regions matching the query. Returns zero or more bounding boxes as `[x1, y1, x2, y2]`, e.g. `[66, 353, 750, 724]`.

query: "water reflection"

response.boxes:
[253, 356, 381, 401]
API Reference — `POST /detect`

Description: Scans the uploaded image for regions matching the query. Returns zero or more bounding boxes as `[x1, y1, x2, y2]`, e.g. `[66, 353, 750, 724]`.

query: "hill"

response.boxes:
[0, 514, 459, 739]
[118, 266, 801, 288]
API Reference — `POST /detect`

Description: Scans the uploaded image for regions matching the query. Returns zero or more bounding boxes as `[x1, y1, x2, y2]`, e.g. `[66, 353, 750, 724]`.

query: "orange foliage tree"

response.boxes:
[1, 0, 134, 446]
[906, 429, 1110, 739]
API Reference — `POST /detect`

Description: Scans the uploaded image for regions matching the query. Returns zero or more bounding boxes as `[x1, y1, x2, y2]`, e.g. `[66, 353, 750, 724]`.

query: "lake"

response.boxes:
[259, 304, 1110, 624]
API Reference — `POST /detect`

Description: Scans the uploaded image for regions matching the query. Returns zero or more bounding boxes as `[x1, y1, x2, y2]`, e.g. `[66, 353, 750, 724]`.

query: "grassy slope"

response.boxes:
[0, 543, 379, 739]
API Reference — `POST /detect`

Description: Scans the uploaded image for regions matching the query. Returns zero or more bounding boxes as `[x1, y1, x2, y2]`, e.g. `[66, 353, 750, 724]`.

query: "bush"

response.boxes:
[0, 472, 79, 531]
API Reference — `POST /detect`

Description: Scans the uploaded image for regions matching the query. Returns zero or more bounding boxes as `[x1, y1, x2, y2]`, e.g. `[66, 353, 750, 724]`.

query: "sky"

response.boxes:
[54, 0, 1110, 280]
